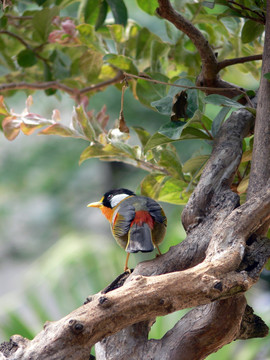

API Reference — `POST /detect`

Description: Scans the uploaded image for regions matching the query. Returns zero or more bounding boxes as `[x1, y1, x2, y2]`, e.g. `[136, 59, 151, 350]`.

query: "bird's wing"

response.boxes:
[145, 197, 167, 225]
[111, 201, 135, 237]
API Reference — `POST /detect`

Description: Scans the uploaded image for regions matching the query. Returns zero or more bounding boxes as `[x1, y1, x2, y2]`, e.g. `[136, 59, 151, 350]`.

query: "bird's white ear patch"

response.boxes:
[110, 193, 130, 208]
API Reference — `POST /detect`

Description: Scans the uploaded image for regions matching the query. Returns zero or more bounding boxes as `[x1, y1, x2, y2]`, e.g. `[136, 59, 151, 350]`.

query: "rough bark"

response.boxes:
[247, 0, 270, 232]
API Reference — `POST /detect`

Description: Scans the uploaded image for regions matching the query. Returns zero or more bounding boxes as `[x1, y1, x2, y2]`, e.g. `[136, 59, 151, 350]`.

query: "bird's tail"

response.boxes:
[126, 222, 154, 253]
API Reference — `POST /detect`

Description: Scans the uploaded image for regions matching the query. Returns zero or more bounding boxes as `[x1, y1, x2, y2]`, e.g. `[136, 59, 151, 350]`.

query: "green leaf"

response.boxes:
[141, 173, 191, 204]
[136, 72, 168, 108]
[32, 7, 59, 41]
[181, 127, 211, 140]
[107, 24, 125, 43]
[73, 105, 96, 140]
[151, 39, 169, 72]
[204, 94, 244, 108]
[158, 121, 187, 140]
[211, 106, 230, 137]
[95, 0, 108, 29]
[152, 79, 199, 118]
[144, 132, 174, 152]
[82, 0, 99, 24]
[51, 50, 71, 80]
[136, 0, 158, 15]
[111, 141, 137, 158]
[106, 0, 128, 27]
[158, 148, 184, 180]
[80, 49, 103, 82]
[183, 155, 210, 174]
[132, 126, 151, 148]
[241, 20, 264, 43]
[17, 49, 37, 68]
[103, 54, 138, 74]
[76, 24, 95, 45]
[79, 143, 124, 164]
[136, 27, 152, 59]
[151, 95, 172, 115]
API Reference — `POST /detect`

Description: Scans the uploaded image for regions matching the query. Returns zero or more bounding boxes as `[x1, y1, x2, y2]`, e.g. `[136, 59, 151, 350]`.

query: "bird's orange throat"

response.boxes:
[130, 210, 154, 229]
[100, 205, 114, 222]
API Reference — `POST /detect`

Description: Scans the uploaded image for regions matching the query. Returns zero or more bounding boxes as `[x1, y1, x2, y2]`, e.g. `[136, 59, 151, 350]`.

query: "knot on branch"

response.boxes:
[69, 319, 84, 334]
[238, 235, 270, 279]
[0, 338, 19, 357]
[98, 296, 113, 308]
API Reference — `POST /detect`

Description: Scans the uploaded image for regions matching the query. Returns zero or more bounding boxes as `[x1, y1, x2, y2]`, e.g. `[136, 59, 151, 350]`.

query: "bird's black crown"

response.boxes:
[102, 188, 135, 208]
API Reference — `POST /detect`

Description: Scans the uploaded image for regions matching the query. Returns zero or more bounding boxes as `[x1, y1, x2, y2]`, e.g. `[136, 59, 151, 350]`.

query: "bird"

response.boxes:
[87, 188, 167, 272]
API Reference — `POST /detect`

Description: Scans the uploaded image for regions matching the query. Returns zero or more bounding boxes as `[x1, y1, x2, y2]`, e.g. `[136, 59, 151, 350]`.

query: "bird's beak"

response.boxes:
[87, 201, 102, 208]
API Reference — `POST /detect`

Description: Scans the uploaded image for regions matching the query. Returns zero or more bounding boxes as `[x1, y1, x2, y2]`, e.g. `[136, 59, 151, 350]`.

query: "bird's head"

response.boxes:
[87, 188, 135, 220]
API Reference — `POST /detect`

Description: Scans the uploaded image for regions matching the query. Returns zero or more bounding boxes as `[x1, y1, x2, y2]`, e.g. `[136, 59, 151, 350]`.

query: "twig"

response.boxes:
[157, 0, 219, 80]
[124, 72, 236, 92]
[218, 55, 263, 70]
[0, 30, 49, 64]
[0, 71, 124, 97]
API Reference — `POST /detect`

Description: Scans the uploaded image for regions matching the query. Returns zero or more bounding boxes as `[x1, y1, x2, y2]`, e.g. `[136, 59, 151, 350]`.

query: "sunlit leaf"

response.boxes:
[79, 143, 125, 164]
[136, 0, 158, 15]
[108, 24, 125, 43]
[237, 175, 249, 194]
[241, 150, 252, 163]
[2, 117, 21, 140]
[39, 123, 78, 137]
[73, 106, 96, 140]
[103, 54, 138, 74]
[0, 96, 10, 116]
[141, 173, 191, 204]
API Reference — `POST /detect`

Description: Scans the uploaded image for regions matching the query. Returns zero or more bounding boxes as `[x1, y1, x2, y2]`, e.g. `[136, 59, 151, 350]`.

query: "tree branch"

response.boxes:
[247, 1, 270, 235]
[157, 0, 219, 81]
[0, 71, 124, 98]
[218, 54, 263, 70]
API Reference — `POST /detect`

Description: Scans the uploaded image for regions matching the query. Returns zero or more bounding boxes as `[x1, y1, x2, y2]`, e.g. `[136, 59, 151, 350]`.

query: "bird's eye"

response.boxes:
[107, 194, 113, 200]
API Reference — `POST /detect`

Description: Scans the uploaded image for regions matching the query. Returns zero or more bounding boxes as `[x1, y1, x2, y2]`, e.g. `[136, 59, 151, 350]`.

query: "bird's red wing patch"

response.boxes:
[130, 211, 154, 229]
